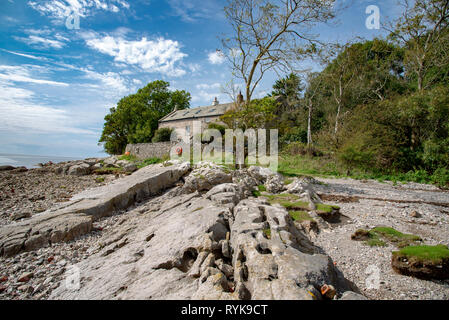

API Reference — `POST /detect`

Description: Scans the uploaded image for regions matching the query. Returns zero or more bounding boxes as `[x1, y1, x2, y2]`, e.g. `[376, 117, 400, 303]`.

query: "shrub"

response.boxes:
[207, 123, 227, 136]
[152, 128, 173, 143]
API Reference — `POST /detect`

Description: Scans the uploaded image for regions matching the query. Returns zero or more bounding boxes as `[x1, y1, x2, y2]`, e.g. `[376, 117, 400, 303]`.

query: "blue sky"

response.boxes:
[0, 0, 403, 158]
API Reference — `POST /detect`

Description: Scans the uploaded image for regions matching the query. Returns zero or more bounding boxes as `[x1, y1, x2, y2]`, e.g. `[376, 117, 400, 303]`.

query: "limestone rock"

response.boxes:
[67, 163, 91, 176]
[229, 199, 351, 300]
[340, 291, 368, 300]
[183, 162, 232, 192]
[0, 163, 191, 257]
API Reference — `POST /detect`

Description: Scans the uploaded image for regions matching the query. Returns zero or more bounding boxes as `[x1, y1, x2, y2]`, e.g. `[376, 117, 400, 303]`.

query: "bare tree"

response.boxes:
[303, 72, 321, 147]
[221, 0, 336, 103]
[387, 0, 449, 91]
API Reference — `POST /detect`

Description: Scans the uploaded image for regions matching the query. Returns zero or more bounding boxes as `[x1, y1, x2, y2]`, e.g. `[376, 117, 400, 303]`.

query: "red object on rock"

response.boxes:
[47, 256, 54, 263]
[0, 276, 7, 282]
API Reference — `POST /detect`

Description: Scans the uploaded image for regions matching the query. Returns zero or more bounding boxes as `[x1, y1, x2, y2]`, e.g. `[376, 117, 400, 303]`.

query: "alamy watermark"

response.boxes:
[66, 10, 80, 30]
[169, 121, 279, 172]
[366, 5, 380, 30]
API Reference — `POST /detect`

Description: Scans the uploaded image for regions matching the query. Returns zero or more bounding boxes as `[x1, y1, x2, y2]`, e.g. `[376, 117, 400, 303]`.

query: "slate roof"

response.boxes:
[159, 102, 235, 123]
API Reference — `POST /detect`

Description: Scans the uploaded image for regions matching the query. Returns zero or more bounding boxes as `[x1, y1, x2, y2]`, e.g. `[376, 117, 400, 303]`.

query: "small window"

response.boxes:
[186, 126, 190, 133]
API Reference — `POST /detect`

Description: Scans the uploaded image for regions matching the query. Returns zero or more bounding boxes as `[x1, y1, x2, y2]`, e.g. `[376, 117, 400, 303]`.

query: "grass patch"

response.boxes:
[263, 228, 271, 239]
[95, 176, 105, 183]
[252, 190, 261, 197]
[94, 167, 122, 175]
[278, 154, 449, 189]
[137, 157, 162, 168]
[353, 227, 422, 248]
[118, 154, 138, 162]
[284, 178, 294, 185]
[257, 185, 267, 192]
[289, 211, 314, 223]
[393, 245, 449, 263]
[372, 227, 421, 247]
[316, 203, 340, 213]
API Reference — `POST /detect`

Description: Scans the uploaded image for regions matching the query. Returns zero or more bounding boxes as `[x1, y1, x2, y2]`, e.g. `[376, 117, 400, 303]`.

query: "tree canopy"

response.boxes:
[99, 80, 190, 155]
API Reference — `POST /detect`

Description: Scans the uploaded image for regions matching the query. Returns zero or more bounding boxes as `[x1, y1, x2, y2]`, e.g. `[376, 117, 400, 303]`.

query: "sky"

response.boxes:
[0, 0, 404, 158]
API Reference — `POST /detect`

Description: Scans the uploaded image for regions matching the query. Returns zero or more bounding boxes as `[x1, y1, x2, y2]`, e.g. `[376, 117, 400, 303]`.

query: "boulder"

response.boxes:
[265, 174, 285, 194]
[67, 163, 91, 176]
[183, 162, 232, 192]
[0, 165, 15, 171]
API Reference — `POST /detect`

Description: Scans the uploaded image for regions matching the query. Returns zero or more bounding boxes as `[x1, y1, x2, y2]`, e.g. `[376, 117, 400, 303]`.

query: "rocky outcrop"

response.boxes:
[0, 163, 191, 257]
[49, 177, 355, 300]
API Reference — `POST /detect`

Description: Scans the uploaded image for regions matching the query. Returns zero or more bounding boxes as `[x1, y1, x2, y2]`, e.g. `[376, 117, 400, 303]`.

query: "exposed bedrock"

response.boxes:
[49, 182, 359, 300]
[0, 163, 191, 257]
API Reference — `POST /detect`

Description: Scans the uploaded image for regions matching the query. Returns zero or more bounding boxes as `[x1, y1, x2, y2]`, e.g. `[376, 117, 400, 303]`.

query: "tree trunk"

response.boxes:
[307, 101, 313, 147]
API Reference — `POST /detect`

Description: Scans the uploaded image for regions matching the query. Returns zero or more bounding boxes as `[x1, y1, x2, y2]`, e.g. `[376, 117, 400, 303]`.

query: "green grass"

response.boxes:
[94, 167, 122, 174]
[118, 154, 138, 162]
[137, 157, 163, 168]
[284, 178, 294, 185]
[289, 211, 314, 222]
[257, 185, 267, 192]
[393, 245, 449, 263]
[263, 228, 271, 239]
[316, 203, 340, 213]
[278, 154, 449, 189]
[252, 190, 261, 197]
[372, 227, 422, 247]
[355, 227, 422, 248]
[95, 176, 105, 183]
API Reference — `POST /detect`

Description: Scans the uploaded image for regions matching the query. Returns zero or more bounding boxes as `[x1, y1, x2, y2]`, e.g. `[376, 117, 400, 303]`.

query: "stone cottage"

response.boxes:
[158, 96, 241, 136]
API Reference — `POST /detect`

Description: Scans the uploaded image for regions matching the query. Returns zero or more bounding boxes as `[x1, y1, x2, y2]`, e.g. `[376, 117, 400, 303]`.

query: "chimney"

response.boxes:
[237, 91, 244, 105]
[212, 97, 219, 106]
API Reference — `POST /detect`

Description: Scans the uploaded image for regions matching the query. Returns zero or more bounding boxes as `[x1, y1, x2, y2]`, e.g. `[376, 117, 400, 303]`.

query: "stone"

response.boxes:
[0, 162, 191, 257]
[67, 163, 91, 176]
[0, 285, 6, 293]
[0, 165, 15, 171]
[183, 162, 232, 192]
[410, 211, 422, 218]
[0, 276, 7, 282]
[265, 174, 285, 194]
[229, 199, 352, 300]
[11, 211, 32, 221]
[18, 272, 34, 283]
[340, 291, 368, 300]
[123, 163, 138, 173]
[49, 192, 233, 299]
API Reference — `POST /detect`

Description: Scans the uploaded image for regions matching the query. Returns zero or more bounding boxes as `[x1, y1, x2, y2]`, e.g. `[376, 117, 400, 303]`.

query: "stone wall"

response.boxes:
[125, 142, 176, 160]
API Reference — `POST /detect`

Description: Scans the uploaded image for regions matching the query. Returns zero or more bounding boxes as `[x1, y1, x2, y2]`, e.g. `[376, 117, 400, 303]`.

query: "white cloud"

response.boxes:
[14, 35, 67, 49]
[28, 0, 130, 20]
[196, 83, 221, 90]
[85, 34, 188, 77]
[208, 51, 226, 65]
[0, 80, 93, 135]
[81, 68, 128, 94]
[0, 65, 69, 86]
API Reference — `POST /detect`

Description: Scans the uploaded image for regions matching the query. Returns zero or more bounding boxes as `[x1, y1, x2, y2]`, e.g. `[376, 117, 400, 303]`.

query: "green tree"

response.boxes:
[99, 80, 190, 154]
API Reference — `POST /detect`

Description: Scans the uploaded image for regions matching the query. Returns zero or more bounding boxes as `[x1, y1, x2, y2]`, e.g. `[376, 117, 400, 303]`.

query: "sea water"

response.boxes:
[0, 153, 81, 169]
